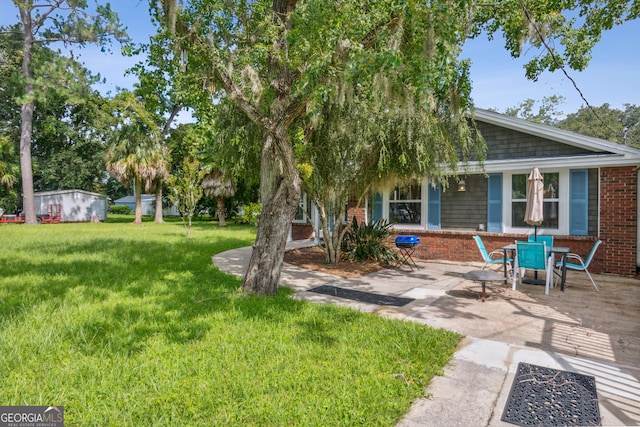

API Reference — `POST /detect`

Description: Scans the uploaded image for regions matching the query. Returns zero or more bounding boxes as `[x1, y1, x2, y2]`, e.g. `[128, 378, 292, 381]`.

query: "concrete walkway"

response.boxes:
[213, 242, 640, 426]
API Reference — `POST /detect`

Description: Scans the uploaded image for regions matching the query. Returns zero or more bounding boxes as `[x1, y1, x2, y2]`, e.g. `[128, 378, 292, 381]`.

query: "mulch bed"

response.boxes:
[283, 246, 386, 278]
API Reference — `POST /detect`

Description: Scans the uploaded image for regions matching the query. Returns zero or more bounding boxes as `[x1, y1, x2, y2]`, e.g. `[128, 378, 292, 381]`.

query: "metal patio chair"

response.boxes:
[555, 240, 602, 292]
[528, 234, 553, 257]
[528, 235, 553, 282]
[473, 235, 512, 272]
[514, 241, 551, 294]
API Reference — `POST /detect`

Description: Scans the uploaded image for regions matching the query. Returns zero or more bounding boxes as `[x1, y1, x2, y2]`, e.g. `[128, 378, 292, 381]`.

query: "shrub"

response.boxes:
[239, 202, 261, 225]
[109, 205, 131, 215]
[342, 217, 399, 265]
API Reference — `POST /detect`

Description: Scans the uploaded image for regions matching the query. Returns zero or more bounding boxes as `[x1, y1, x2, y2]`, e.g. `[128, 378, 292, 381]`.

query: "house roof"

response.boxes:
[465, 109, 640, 173]
[114, 195, 155, 204]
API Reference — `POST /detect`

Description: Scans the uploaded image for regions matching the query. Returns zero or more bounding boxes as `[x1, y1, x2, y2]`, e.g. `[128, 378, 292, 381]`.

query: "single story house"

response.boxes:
[113, 195, 180, 217]
[291, 109, 640, 277]
[34, 189, 108, 222]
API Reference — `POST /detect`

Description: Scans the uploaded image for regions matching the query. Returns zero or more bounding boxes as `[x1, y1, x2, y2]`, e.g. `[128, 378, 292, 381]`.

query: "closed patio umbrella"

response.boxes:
[524, 167, 544, 239]
[524, 168, 545, 283]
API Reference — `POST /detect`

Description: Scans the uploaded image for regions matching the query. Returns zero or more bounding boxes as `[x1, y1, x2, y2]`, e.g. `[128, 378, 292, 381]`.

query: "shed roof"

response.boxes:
[34, 189, 106, 198]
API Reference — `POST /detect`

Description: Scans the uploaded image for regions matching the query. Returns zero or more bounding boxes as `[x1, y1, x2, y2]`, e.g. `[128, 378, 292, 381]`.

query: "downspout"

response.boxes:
[364, 196, 369, 225]
[313, 203, 320, 245]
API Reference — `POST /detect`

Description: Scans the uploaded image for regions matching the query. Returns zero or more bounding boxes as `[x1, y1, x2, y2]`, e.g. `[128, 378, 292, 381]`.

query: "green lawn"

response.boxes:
[0, 217, 460, 426]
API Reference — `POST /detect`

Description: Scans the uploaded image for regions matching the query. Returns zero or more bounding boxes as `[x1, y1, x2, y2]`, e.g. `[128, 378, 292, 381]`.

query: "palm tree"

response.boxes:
[201, 170, 235, 227]
[106, 92, 169, 224]
[106, 126, 169, 224]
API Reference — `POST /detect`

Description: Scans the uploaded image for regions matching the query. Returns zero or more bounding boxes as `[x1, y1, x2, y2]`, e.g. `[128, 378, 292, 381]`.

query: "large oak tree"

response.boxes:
[153, 0, 638, 295]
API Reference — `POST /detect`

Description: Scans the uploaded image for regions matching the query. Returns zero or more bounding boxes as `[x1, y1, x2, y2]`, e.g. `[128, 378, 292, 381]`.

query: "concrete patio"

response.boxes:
[213, 244, 640, 426]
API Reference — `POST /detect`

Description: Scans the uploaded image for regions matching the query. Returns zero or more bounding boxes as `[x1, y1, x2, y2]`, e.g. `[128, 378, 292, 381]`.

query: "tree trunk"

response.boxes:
[186, 213, 192, 238]
[19, 99, 37, 225]
[134, 177, 143, 224]
[316, 202, 350, 264]
[19, 7, 37, 225]
[154, 183, 164, 223]
[312, 191, 351, 264]
[242, 132, 301, 295]
[323, 219, 342, 264]
[236, 0, 304, 295]
[216, 196, 227, 227]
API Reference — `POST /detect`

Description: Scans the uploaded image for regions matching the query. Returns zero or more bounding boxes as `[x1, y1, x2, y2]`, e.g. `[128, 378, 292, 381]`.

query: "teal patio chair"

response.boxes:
[528, 235, 553, 281]
[514, 241, 552, 294]
[473, 235, 512, 273]
[555, 240, 602, 292]
[528, 234, 553, 256]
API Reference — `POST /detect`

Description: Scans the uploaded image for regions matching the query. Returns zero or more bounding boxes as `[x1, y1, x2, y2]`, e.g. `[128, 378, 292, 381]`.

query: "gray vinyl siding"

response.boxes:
[441, 175, 487, 230]
[475, 121, 600, 161]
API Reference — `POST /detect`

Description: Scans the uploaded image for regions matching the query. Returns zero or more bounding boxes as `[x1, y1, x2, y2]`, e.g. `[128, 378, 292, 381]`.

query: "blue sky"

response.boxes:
[461, 18, 640, 114]
[2, 1, 639, 116]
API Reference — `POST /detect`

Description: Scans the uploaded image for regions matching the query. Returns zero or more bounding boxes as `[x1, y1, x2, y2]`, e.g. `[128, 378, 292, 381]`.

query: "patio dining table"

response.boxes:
[501, 244, 571, 292]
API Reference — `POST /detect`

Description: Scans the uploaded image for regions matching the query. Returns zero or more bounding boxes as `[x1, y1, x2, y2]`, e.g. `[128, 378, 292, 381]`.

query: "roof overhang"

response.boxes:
[460, 154, 639, 174]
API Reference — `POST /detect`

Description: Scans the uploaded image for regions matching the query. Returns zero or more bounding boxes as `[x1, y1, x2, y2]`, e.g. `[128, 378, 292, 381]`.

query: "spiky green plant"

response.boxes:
[342, 217, 400, 265]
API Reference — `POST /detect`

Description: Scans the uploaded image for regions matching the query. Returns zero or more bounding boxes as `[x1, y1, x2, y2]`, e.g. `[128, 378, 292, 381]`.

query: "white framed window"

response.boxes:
[293, 193, 310, 223]
[505, 170, 566, 234]
[511, 171, 559, 229]
[389, 179, 423, 226]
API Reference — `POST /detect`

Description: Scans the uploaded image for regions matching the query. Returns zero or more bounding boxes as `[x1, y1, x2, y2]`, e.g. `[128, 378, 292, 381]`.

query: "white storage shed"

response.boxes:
[34, 190, 108, 222]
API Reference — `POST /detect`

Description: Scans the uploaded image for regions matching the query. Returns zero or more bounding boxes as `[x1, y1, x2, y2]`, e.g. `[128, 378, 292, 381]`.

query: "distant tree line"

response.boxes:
[502, 95, 640, 148]
[0, 25, 258, 218]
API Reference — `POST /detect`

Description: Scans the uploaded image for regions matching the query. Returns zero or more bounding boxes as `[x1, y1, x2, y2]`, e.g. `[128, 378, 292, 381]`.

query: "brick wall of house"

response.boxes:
[347, 198, 366, 224]
[354, 214, 635, 277]
[291, 223, 314, 240]
[390, 231, 606, 272]
[600, 166, 638, 275]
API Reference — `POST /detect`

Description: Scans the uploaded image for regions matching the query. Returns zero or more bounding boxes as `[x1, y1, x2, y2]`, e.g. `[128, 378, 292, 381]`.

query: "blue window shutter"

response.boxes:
[371, 192, 383, 223]
[487, 173, 503, 232]
[570, 169, 589, 235]
[428, 184, 441, 230]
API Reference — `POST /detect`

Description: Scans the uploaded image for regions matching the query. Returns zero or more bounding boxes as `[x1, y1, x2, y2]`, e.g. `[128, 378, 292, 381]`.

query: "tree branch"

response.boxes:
[162, 103, 183, 135]
[360, 10, 402, 50]
[279, 94, 307, 129]
[213, 65, 271, 131]
[31, 0, 66, 29]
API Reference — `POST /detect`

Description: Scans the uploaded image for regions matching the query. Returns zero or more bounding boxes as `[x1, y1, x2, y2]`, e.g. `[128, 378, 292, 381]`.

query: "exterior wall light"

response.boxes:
[457, 180, 466, 192]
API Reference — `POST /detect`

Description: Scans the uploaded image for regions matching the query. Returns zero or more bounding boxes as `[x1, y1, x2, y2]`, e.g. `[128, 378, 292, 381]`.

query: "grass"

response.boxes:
[0, 216, 461, 426]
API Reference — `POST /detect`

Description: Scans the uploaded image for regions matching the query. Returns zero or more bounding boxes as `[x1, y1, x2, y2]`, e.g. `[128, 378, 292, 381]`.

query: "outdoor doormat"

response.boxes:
[502, 362, 601, 426]
[308, 285, 414, 306]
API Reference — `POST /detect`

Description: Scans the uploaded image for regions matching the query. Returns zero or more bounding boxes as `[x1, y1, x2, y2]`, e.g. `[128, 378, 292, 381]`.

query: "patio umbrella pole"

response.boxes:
[533, 226, 539, 280]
